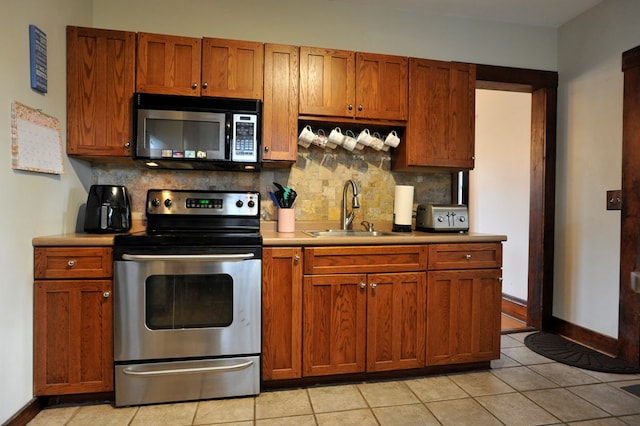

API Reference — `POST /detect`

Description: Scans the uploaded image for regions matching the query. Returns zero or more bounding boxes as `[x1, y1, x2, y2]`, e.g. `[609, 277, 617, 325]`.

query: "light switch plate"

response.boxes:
[607, 190, 621, 210]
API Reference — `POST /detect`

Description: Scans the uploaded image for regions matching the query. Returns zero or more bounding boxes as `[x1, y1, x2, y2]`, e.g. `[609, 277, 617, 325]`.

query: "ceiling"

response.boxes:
[333, 0, 604, 28]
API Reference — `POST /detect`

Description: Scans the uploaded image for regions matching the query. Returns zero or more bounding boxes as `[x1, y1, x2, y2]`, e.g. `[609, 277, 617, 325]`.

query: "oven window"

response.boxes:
[145, 274, 233, 329]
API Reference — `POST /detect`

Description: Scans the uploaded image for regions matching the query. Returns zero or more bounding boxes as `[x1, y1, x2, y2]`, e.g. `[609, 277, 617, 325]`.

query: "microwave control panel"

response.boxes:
[231, 114, 258, 162]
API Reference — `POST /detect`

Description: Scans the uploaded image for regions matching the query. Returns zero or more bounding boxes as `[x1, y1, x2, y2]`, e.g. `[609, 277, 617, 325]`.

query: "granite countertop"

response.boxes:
[33, 221, 506, 247]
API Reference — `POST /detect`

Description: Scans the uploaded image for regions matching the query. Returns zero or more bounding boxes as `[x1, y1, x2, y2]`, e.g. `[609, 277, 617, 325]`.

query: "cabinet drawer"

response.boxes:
[428, 243, 502, 270]
[304, 245, 427, 274]
[35, 247, 113, 279]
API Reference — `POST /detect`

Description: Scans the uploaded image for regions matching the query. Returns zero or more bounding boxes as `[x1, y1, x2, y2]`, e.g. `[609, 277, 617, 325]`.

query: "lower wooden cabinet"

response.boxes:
[261, 247, 303, 380]
[426, 243, 502, 365]
[302, 246, 427, 377]
[33, 247, 114, 396]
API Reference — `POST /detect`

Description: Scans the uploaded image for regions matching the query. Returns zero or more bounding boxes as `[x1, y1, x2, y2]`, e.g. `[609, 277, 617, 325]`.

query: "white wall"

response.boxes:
[554, 0, 640, 338]
[0, 0, 93, 422]
[92, 0, 557, 71]
[472, 90, 531, 301]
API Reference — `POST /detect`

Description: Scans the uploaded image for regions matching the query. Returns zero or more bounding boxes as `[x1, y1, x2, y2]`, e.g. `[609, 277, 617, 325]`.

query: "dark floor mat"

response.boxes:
[524, 331, 640, 374]
[621, 384, 640, 398]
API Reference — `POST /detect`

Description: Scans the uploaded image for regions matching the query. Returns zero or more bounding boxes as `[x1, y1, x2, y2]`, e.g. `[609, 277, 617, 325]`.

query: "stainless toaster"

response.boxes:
[416, 204, 469, 232]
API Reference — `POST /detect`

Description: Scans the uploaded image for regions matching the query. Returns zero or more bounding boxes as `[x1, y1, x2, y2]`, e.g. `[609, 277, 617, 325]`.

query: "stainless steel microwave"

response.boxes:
[133, 93, 261, 171]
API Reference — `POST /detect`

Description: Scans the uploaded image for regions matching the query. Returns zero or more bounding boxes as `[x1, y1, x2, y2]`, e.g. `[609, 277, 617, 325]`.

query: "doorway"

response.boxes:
[475, 64, 558, 332]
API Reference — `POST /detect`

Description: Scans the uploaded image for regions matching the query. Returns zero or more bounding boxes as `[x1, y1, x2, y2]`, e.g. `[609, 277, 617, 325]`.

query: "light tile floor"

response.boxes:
[28, 332, 640, 425]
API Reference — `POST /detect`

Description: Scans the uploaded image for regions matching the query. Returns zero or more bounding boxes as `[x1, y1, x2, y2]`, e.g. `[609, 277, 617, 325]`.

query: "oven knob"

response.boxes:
[236, 200, 244, 208]
[164, 199, 172, 208]
[151, 198, 160, 207]
[248, 200, 255, 208]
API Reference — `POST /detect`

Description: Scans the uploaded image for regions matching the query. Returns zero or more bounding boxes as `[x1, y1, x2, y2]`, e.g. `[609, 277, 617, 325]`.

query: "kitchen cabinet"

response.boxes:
[393, 59, 476, 171]
[137, 33, 264, 99]
[33, 247, 113, 395]
[136, 32, 202, 96]
[262, 44, 299, 163]
[302, 246, 427, 376]
[66, 26, 135, 157]
[426, 243, 502, 365]
[262, 247, 303, 380]
[299, 47, 408, 121]
[201, 38, 264, 99]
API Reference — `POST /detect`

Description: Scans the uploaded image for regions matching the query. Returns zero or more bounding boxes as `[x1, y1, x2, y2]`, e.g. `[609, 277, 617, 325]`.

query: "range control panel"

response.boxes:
[146, 189, 260, 217]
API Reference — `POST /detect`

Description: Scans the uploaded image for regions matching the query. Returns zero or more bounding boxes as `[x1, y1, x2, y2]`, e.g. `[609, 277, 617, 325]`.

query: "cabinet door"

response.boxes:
[262, 247, 303, 380]
[426, 269, 502, 365]
[201, 38, 264, 99]
[394, 58, 475, 170]
[262, 44, 299, 162]
[366, 272, 426, 372]
[355, 53, 408, 120]
[299, 47, 355, 117]
[66, 26, 135, 157]
[303, 274, 367, 376]
[136, 32, 202, 96]
[34, 280, 113, 395]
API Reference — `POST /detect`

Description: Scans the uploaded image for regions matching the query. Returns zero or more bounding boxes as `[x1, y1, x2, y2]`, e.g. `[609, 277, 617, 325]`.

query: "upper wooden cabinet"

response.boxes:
[202, 38, 264, 99]
[393, 58, 476, 171]
[299, 47, 408, 121]
[262, 44, 299, 162]
[66, 26, 135, 157]
[136, 33, 264, 99]
[136, 32, 202, 96]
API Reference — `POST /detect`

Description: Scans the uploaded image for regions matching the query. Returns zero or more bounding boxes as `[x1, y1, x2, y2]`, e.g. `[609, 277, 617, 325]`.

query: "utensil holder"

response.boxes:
[277, 208, 295, 233]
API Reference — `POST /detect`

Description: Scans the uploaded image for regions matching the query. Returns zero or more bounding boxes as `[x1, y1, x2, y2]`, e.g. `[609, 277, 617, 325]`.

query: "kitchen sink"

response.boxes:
[303, 229, 400, 237]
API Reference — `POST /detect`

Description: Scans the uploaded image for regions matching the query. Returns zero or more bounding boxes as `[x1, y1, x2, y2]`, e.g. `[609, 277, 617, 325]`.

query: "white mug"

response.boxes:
[384, 130, 400, 148]
[370, 131, 385, 151]
[356, 128, 373, 147]
[312, 129, 331, 148]
[328, 127, 345, 147]
[298, 125, 315, 148]
[341, 130, 358, 151]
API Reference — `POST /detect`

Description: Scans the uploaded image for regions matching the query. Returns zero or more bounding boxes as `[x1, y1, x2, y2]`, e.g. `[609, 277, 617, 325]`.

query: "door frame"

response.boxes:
[475, 64, 558, 331]
[619, 45, 640, 364]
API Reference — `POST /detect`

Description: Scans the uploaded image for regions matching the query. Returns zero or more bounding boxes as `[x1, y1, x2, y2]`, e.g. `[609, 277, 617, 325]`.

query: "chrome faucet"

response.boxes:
[342, 180, 360, 230]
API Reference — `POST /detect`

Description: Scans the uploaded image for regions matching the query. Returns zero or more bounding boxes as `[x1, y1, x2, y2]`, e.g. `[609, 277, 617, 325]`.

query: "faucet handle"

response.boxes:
[361, 221, 374, 232]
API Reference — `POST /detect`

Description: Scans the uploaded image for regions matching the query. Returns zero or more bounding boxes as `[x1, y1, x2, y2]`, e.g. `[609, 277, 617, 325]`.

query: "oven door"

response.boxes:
[114, 251, 261, 362]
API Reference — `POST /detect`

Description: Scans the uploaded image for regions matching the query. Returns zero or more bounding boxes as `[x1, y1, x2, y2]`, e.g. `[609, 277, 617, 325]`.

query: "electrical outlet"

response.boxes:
[607, 190, 621, 210]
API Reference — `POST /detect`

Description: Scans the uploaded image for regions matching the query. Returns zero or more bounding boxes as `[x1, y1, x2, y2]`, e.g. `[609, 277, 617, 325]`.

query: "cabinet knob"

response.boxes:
[202, 82, 208, 89]
[360, 282, 366, 289]
[191, 83, 198, 89]
[123, 141, 131, 148]
[348, 104, 353, 111]
[358, 104, 363, 111]
[264, 146, 270, 152]
[294, 254, 300, 262]
[67, 259, 75, 267]
[465, 254, 472, 260]
[370, 283, 377, 289]
[103, 291, 111, 298]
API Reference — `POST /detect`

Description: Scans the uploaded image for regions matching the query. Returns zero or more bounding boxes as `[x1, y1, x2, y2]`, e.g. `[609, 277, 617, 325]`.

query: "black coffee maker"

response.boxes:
[83, 185, 132, 233]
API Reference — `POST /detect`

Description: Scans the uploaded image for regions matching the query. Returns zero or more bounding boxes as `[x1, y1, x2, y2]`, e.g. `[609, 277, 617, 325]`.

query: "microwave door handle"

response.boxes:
[121, 253, 255, 262]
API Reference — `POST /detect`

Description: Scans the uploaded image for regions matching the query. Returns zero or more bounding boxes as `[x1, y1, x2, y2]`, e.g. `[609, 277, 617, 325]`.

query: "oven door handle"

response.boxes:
[121, 253, 256, 262]
[121, 360, 255, 377]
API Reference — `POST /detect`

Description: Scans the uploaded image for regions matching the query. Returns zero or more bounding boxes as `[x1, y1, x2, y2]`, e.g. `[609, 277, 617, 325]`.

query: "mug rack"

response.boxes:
[297, 119, 405, 153]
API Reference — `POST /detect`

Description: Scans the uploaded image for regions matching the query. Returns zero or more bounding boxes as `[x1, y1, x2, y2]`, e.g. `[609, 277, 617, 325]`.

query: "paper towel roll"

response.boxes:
[393, 185, 414, 226]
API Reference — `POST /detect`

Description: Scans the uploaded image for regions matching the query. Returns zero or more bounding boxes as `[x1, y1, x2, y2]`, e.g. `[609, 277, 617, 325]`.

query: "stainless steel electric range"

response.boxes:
[112, 189, 262, 407]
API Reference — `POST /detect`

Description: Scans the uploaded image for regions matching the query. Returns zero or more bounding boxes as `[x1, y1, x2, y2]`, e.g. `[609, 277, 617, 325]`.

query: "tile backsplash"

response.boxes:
[93, 146, 452, 224]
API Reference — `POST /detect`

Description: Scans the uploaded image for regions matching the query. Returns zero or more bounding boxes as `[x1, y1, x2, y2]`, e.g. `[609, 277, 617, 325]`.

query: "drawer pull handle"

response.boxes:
[67, 260, 76, 267]
[465, 254, 472, 260]
[103, 291, 111, 298]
